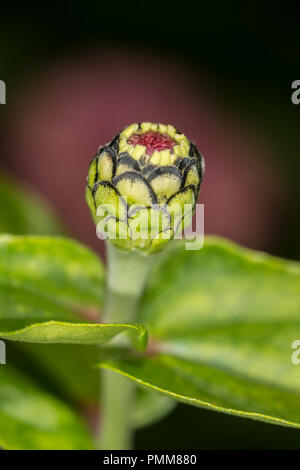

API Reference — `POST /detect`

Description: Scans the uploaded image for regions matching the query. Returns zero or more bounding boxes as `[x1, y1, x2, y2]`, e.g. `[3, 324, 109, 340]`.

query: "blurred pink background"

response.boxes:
[2, 48, 285, 257]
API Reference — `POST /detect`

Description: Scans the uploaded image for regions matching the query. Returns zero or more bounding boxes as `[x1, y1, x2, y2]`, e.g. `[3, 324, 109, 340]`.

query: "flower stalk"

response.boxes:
[97, 244, 154, 449]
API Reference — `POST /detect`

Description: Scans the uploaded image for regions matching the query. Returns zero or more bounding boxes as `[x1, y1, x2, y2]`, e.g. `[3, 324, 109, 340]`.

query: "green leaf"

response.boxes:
[0, 235, 104, 308]
[10, 344, 174, 428]
[133, 388, 176, 429]
[0, 365, 92, 449]
[0, 235, 147, 349]
[100, 353, 300, 429]
[9, 343, 99, 405]
[0, 319, 147, 347]
[99, 237, 300, 428]
[0, 173, 62, 235]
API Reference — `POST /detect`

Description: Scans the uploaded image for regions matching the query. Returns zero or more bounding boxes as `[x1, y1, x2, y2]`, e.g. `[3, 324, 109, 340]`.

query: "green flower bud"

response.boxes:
[86, 122, 204, 254]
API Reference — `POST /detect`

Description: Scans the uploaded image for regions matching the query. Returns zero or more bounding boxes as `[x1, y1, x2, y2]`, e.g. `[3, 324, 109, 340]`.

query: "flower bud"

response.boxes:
[86, 123, 204, 254]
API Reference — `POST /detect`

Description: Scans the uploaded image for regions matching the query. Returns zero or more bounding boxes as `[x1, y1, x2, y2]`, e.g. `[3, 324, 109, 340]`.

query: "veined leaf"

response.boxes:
[0, 365, 92, 449]
[0, 235, 147, 349]
[0, 235, 104, 308]
[0, 318, 147, 347]
[100, 353, 300, 429]
[99, 237, 300, 428]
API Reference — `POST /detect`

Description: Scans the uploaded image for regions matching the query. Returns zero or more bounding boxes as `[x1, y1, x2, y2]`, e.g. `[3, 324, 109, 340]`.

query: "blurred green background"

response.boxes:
[0, 1, 300, 449]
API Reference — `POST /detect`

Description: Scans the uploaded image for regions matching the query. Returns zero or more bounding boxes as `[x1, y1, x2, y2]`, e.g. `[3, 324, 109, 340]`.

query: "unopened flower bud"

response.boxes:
[86, 123, 204, 254]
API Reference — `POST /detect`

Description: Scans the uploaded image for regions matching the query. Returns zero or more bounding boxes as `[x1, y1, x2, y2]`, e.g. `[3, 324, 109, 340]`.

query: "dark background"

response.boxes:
[0, 1, 299, 449]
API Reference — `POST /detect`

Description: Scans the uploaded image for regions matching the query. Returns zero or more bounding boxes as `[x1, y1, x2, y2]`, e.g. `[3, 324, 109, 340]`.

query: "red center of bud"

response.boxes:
[128, 131, 176, 156]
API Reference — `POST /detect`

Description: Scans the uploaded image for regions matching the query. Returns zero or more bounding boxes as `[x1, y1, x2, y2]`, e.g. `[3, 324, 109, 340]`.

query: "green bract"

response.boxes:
[86, 123, 204, 254]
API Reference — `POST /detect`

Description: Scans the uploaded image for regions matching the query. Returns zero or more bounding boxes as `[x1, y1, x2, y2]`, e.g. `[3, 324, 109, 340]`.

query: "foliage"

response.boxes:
[1, 174, 300, 448]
